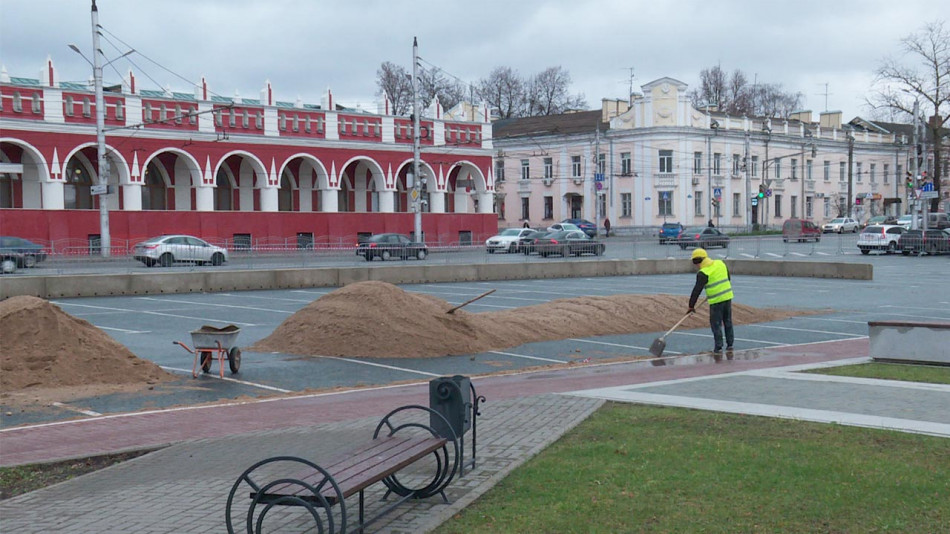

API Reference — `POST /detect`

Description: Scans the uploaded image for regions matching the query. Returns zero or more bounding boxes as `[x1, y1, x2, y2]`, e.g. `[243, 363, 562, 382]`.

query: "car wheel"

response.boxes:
[783, 238, 788, 243]
[1, 259, 16, 274]
[416, 249, 427, 260]
[487, 248, 494, 254]
[159, 253, 174, 267]
[860, 249, 870, 255]
[22, 255, 37, 268]
[901, 250, 910, 256]
[143, 258, 154, 267]
[886, 242, 896, 254]
[211, 253, 224, 266]
[364, 254, 373, 262]
[508, 243, 517, 253]
[381, 250, 391, 261]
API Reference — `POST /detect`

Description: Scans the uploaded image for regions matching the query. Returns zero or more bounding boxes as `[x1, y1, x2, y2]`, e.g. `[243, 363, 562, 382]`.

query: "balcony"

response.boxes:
[654, 173, 677, 188]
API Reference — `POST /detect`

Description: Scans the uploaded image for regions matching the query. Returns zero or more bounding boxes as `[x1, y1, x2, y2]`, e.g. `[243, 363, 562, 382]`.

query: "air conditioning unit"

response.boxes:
[691, 177, 701, 185]
[543, 178, 553, 186]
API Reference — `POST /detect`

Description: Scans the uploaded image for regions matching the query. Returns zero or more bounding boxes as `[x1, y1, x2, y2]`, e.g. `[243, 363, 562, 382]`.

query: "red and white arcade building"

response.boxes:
[0, 58, 497, 251]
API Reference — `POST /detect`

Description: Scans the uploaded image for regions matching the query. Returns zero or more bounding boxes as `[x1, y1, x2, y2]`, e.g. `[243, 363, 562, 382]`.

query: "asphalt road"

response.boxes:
[3, 252, 946, 427]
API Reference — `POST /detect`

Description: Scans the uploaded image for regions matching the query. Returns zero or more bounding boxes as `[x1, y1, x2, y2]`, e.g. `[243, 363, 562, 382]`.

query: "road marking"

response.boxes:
[569, 338, 682, 355]
[765, 253, 782, 258]
[488, 350, 567, 363]
[218, 293, 314, 303]
[790, 252, 807, 257]
[671, 331, 784, 345]
[290, 289, 332, 295]
[745, 324, 866, 337]
[95, 326, 151, 334]
[740, 253, 756, 258]
[317, 357, 442, 377]
[51, 402, 102, 417]
[878, 304, 950, 312]
[53, 302, 259, 326]
[160, 366, 293, 392]
[138, 297, 293, 314]
[789, 316, 868, 325]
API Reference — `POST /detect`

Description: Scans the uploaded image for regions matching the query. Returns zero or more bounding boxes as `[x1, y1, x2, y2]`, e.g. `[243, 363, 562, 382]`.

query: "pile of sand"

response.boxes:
[0, 296, 173, 395]
[252, 281, 807, 358]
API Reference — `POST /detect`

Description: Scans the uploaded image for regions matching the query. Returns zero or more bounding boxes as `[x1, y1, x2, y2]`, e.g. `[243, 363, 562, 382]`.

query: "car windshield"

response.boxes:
[862, 226, 884, 233]
[684, 227, 706, 234]
[545, 231, 570, 239]
[662, 223, 680, 229]
[829, 218, 845, 223]
[499, 229, 521, 236]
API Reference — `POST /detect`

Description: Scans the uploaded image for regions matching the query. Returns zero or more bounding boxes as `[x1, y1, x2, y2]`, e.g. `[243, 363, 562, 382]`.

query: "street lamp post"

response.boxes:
[894, 137, 904, 218]
[801, 128, 813, 220]
[846, 131, 855, 219]
[762, 123, 771, 228]
[707, 119, 719, 225]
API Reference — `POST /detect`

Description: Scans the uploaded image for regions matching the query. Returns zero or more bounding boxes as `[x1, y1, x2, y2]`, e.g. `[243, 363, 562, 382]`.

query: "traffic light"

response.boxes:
[757, 184, 765, 199]
[906, 171, 913, 189]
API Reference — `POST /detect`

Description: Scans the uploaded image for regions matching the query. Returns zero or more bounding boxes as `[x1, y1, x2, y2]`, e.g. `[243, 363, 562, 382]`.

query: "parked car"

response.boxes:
[133, 235, 229, 267]
[856, 225, 906, 255]
[486, 228, 537, 254]
[782, 219, 821, 243]
[925, 212, 950, 230]
[546, 222, 583, 234]
[519, 230, 548, 255]
[822, 217, 860, 233]
[562, 218, 597, 237]
[676, 227, 729, 249]
[530, 230, 605, 257]
[899, 229, 950, 256]
[658, 222, 685, 244]
[896, 214, 922, 230]
[355, 233, 428, 261]
[0, 236, 48, 268]
[864, 215, 898, 228]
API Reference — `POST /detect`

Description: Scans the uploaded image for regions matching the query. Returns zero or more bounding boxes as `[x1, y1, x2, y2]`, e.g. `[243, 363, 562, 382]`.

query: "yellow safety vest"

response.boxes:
[700, 259, 734, 304]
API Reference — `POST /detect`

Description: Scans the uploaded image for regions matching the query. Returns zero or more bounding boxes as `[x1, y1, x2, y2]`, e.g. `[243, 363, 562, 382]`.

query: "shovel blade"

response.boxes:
[649, 337, 666, 357]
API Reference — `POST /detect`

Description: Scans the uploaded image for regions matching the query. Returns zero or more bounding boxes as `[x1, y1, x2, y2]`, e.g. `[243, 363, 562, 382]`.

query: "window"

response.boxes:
[597, 153, 606, 174]
[229, 108, 236, 127]
[12, 92, 22, 112]
[870, 163, 877, 183]
[856, 162, 863, 182]
[495, 159, 505, 182]
[806, 159, 813, 181]
[823, 197, 831, 217]
[896, 164, 902, 183]
[791, 195, 798, 218]
[242, 110, 249, 128]
[115, 100, 124, 120]
[278, 113, 286, 131]
[774, 158, 781, 179]
[695, 191, 703, 216]
[774, 194, 782, 218]
[82, 97, 91, 117]
[144, 102, 153, 123]
[543, 157, 553, 179]
[713, 197, 721, 218]
[65, 95, 74, 116]
[839, 162, 846, 182]
[521, 197, 530, 220]
[658, 191, 673, 216]
[791, 158, 798, 180]
[174, 105, 183, 125]
[520, 159, 530, 180]
[571, 155, 581, 177]
[732, 193, 741, 217]
[621, 193, 632, 217]
[823, 161, 830, 181]
[694, 152, 702, 174]
[659, 150, 673, 174]
[544, 196, 553, 219]
[621, 152, 631, 175]
[713, 153, 722, 175]
[732, 154, 741, 175]
[883, 164, 889, 184]
[751, 156, 759, 177]
[806, 196, 813, 218]
[31, 93, 41, 114]
[598, 193, 606, 216]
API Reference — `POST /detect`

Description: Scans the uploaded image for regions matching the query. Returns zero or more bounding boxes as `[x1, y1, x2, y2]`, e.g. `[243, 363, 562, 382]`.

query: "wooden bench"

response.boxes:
[225, 405, 462, 534]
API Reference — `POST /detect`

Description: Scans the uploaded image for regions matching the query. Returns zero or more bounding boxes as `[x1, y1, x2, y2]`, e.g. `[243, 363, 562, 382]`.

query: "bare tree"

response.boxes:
[869, 20, 950, 211]
[690, 66, 802, 118]
[525, 66, 587, 116]
[376, 61, 412, 115]
[689, 65, 729, 110]
[418, 67, 467, 112]
[477, 66, 526, 119]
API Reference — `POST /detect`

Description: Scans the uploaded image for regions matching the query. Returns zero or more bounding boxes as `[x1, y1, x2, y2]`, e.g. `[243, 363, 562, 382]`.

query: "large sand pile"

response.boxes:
[252, 281, 807, 358]
[0, 296, 173, 396]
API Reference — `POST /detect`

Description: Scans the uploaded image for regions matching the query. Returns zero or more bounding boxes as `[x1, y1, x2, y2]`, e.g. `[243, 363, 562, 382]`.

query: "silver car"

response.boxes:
[133, 235, 228, 267]
[822, 217, 859, 233]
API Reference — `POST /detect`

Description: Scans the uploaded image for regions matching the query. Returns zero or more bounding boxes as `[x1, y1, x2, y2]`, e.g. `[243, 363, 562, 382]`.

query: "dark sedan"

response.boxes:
[562, 218, 597, 237]
[0, 236, 48, 268]
[517, 229, 547, 254]
[355, 233, 428, 261]
[899, 229, 950, 256]
[676, 227, 730, 249]
[529, 230, 605, 257]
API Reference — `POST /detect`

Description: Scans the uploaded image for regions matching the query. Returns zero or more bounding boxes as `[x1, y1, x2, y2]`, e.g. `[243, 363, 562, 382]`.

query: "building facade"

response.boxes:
[493, 77, 948, 232]
[0, 58, 497, 250]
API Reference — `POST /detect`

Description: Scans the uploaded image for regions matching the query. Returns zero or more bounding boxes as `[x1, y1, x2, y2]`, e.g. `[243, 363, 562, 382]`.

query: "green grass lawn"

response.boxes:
[803, 362, 950, 385]
[437, 403, 950, 533]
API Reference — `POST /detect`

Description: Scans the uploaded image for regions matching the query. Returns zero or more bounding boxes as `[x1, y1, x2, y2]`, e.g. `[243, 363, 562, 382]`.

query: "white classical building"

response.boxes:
[493, 77, 945, 232]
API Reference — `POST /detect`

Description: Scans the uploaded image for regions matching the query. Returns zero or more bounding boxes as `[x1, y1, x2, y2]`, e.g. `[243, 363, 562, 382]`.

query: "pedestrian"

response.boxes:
[522, 220, 530, 228]
[708, 219, 715, 228]
[688, 248, 734, 353]
[603, 218, 611, 237]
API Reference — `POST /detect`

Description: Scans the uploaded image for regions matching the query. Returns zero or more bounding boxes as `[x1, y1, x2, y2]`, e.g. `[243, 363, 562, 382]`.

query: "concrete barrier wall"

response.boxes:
[0, 258, 872, 300]
[869, 321, 950, 365]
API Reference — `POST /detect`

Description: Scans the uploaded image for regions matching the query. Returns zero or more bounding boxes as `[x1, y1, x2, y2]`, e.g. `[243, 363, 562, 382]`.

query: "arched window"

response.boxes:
[12, 92, 22, 112]
[115, 100, 124, 120]
[82, 98, 91, 117]
[31, 93, 41, 113]
[174, 105, 183, 125]
[278, 173, 293, 211]
[64, 159, 94, 209]
[242, 110, 249, 128]
[64, 95, 74, 116]
[142, 161, 167, 210]
[215, 169, 233, 211]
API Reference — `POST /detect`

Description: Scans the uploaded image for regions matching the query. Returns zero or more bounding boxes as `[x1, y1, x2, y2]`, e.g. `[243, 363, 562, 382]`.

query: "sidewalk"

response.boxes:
[2, 339, 948, 533]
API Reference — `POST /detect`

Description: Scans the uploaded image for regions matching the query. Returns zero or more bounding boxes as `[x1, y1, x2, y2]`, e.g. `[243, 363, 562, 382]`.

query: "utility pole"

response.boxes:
[762, 123, 770, 227]
[91, 0, 111, 257]
[593, 122, 600, 235]
[847, 131, 855, 219]
[744, 133, 752, 231]
[894, 138, 902, 218]
[706, 132, 712, 223]
[911, 100, 919, 230]
[411, 37, 423, 242]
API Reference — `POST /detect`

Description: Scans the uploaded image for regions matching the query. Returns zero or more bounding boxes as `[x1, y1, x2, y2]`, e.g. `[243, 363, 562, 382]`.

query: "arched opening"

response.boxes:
[278, 173, 296, 211]
[214, 168, 234, 210]
[279, 155, 330, 212]
[64, 156, 95, 209]
[142, 160, 168, 210]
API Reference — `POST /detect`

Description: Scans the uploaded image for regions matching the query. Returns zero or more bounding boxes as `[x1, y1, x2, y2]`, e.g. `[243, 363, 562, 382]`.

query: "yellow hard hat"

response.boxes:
[691, 248, 708, 261]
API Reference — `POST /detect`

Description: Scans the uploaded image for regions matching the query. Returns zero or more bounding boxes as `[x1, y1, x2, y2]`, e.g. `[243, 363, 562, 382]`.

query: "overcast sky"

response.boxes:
[0, 0, 943, 120]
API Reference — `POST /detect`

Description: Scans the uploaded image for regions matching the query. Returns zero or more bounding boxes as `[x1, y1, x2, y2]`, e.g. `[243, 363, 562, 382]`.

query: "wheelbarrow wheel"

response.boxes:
[228, 347, 241, 374]
[200, 351, 213, 373]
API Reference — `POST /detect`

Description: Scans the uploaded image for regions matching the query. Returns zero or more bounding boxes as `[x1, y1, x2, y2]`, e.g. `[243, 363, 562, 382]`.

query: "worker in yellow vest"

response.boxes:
[688, 248, 734, 353]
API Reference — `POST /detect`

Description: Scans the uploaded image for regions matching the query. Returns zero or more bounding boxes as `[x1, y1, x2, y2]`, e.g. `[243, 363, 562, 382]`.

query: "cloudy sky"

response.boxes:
[1, 0, 942, 119]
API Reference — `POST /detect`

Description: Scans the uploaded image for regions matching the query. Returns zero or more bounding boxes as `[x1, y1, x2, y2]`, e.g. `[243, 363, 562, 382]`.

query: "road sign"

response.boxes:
[766, 189, 772, 198]
[90, 185, 108, 195]
[921, 182, 934, 192]
[713, 187, 722, 199]
[661, 191, 669, 200]
[595, 182, 603, 191]
[410, 189, 419, 201]
[920, 190, 939, 199]
[594, 173, 605, 182]
[751, 197, 758, 206]
[865, 192, 873, 199]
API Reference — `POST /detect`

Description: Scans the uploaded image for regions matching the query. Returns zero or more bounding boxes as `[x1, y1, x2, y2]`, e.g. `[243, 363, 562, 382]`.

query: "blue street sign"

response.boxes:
[661, 191, 669, 200]
[751, 197, 758, 206]
[766, 188, 772, 198]
[713, 187, 722, 198]
[594, 173, 605, 182]
[922, 182, 934, 192]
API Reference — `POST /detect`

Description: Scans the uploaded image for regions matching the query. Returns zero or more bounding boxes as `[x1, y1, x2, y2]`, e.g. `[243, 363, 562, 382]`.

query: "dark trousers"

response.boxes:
[709, 299, 734, 350]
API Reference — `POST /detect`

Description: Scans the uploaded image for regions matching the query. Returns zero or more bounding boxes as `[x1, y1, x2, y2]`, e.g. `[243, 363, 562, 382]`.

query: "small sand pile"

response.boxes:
[0, 296, 173, 394]
[252, 281, 807, 358]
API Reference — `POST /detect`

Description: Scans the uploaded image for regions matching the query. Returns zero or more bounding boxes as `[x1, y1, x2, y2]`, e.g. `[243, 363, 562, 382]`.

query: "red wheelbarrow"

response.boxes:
[174, 324, 241, 378]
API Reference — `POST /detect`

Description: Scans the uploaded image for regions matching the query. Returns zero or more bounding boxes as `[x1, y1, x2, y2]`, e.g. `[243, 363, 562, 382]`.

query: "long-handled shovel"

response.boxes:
[649, 298, 706, 357]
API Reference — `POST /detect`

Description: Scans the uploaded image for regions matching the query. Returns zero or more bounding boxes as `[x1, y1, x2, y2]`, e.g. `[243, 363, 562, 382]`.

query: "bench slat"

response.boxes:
[252, 436, 446, 503]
